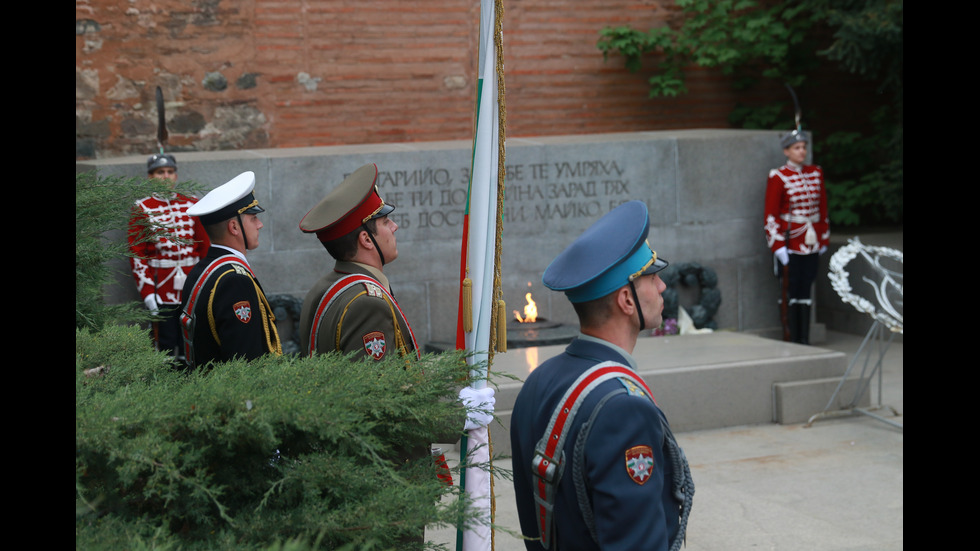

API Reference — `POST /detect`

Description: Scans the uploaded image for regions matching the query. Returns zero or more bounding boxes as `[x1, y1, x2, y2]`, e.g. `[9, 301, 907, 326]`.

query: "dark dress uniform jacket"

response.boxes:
[510, 336, 683, 551]
[180, 246, 279, 368]
[298, 260, 417, 361]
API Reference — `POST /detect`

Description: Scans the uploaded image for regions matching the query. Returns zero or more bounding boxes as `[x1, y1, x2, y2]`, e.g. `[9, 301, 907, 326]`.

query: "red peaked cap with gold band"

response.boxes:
[299, 163, 395, 242]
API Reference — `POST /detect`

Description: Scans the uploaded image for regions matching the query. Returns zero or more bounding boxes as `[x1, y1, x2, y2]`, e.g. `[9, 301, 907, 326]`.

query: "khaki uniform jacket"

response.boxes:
[299, 261, 462, 475]
[298, 261, 418, 361]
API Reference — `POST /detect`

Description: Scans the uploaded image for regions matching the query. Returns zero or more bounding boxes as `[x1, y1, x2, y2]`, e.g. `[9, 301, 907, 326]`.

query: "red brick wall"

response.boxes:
[75, 0, 877, 160]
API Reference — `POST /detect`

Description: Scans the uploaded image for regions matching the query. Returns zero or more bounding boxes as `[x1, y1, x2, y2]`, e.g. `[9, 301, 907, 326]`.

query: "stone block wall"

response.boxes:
[78, 129, 791, 349]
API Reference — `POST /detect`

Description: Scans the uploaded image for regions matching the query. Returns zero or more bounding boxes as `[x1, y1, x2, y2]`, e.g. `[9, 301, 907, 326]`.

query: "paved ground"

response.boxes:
[429, 329, 903, 550]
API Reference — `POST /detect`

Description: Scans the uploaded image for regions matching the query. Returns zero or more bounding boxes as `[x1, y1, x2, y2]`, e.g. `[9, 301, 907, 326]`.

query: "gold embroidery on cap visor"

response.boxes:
[237, 199, 260, 215]
[361, 186, 387, 224]
[361, 200, 386, 224]
[628, 241, 657, 282]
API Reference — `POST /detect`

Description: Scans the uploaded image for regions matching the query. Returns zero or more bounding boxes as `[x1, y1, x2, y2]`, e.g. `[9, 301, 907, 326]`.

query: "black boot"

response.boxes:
[788, 304, 801, 344]
[797, 304, 811, 345]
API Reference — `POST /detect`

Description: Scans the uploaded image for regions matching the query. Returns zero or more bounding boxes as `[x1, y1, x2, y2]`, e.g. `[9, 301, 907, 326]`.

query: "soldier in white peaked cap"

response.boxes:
[179, 171, 281, 369]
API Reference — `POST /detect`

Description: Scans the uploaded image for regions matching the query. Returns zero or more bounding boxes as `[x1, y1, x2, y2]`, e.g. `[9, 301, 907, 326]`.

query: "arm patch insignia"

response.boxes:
[362, 331, 387, 360]
[625, 445, 655, 485]
[233, 301, 252, 323]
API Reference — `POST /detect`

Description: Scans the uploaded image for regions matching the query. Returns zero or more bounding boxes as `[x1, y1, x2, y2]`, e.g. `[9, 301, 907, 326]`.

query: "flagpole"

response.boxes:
[456, 1, 505, 549]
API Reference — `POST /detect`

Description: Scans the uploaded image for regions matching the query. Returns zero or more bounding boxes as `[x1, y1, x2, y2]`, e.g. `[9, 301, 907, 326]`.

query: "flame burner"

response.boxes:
[506, 283, 576, 348]
[506, 317, 577, 349]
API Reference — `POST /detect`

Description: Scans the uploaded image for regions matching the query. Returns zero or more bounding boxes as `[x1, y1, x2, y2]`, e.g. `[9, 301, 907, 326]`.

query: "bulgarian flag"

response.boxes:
[455, 0, 505, 550]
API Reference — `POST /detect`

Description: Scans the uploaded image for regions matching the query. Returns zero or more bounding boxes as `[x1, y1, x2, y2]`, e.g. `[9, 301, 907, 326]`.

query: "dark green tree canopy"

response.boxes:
[598, 0, 903, 226]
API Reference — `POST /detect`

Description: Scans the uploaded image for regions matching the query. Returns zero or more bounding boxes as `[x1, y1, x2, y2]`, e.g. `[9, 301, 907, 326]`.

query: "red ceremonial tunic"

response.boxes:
[128, 193, 210, 305]
[764, 162, 830, 255]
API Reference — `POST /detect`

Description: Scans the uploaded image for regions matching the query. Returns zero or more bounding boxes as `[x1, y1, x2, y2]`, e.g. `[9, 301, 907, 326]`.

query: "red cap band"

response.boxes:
[314, 189, 385, 242]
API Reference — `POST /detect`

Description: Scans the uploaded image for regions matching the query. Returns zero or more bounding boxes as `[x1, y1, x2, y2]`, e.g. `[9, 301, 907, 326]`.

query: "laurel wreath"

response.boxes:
[660, 262, 721, 330]
[828, 237, 903, 333]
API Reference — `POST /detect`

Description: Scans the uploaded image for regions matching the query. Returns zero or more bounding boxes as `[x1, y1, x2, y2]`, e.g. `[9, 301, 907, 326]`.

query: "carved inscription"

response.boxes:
[368, 159, 636, 237]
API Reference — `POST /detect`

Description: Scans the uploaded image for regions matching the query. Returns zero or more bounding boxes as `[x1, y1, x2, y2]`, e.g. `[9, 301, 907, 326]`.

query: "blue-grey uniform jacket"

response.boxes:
[510, 335, 684, 550]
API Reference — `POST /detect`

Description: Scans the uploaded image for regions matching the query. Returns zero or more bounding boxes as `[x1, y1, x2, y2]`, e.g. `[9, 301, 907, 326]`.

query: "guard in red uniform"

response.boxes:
[764, 129, 830, 344]
[128, 153, 210, 359]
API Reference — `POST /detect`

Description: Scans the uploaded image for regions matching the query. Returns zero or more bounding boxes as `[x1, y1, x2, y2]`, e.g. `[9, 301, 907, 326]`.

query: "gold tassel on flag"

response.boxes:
[496, 299, 507, 352]
[463, 270, 473, 333]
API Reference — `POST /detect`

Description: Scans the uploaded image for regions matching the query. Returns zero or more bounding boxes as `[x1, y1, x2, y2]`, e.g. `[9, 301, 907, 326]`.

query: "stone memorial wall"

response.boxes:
[78, 129, 791, 349]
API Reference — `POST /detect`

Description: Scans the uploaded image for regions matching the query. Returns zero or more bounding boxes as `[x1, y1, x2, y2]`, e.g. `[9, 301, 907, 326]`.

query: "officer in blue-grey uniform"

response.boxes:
[510, 200, 694, 551]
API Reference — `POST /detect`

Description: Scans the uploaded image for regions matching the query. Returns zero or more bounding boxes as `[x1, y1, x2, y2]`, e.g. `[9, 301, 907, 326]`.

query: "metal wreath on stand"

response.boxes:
[828, 238, 903, 334]
[805, 237, 903, 430]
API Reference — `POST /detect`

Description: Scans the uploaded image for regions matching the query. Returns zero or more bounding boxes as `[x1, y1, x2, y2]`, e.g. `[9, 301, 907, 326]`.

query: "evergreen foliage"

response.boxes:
[77, 326, 495, 550]
[76, 171, 506, 549]
[597, 0, 903, 227]
[598, 0, 821, 97]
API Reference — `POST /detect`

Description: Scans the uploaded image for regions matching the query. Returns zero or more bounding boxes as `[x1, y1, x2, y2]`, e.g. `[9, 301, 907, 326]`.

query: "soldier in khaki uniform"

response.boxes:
[298, 163, 495, 545]
[298, 163, 418, 361]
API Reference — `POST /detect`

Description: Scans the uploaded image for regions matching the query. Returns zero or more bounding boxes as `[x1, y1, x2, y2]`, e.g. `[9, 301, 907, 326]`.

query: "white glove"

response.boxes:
[143, 294, 161, 315]
[459, 386, 495, 431]
[774, 247, 789, 266]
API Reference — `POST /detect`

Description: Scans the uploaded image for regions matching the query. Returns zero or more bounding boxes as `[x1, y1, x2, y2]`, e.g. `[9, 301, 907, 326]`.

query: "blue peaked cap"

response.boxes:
[542, 200, 668, 303]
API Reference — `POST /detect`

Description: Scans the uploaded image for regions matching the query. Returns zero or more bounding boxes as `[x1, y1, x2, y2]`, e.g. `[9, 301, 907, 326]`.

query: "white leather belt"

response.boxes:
[148, 258, 197, 268]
